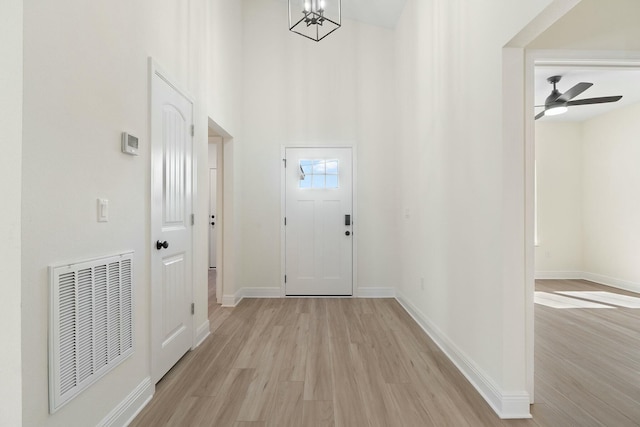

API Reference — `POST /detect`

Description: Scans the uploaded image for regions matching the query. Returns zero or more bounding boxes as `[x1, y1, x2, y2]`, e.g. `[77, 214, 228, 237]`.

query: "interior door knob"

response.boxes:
[156, 240, 169, 250]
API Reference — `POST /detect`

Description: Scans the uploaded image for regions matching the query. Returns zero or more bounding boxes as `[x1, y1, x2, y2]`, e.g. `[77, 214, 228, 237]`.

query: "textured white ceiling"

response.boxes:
[535, 65, 640, 122]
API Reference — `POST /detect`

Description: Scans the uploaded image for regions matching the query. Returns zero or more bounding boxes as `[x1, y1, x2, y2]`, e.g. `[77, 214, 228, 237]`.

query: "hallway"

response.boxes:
[130, 279, 640, 426]
[132, 296, 519, 426]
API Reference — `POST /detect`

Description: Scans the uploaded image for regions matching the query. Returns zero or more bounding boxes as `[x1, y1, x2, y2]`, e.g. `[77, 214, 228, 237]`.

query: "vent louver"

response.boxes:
[49, 252, 134, 413]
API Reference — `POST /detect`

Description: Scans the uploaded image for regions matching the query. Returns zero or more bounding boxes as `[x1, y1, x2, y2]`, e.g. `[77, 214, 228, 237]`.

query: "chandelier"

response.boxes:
[288, 0, 341, 42]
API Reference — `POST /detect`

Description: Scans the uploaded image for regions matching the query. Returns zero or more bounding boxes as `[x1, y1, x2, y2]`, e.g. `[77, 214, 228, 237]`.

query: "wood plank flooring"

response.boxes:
[534, 279, 640, 427]
[131, 278, 640, 427]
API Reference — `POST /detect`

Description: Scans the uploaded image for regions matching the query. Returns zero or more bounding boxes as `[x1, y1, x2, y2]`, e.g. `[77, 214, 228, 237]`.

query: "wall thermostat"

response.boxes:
[121, 132, 139, 156]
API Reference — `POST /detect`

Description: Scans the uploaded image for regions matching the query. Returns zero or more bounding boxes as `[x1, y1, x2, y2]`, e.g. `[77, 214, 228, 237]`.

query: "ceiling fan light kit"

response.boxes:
[535, 75, 622, 120]
[545, 105, 568, 116]
[288, 0, 341, 42]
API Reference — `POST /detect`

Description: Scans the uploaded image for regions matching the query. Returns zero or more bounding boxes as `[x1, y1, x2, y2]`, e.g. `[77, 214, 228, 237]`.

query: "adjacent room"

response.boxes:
[533, 64, 640, 425]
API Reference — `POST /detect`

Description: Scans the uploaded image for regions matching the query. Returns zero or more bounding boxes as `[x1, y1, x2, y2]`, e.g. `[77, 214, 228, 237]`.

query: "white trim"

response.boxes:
[534, 271, 582, 280]
[242, 287, 281, 298]
[535, 271, 640, 296]
[221, 292, 241, 307]
[221, 287, 245, 307]
[357, 287, 396, 298]
[97, 377, 153, 427]
[351, 145, 358, 298]
[395, 291, 532, 419]
[223, 287, 290, 307]
[194, 320, 210, 348]
[280, 146, 286, 298]
[549, 272, 640, 294]
[582, 272, 640, 294]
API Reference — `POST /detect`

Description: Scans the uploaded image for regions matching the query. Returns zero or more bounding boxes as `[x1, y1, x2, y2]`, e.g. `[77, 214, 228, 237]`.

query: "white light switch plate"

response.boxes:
[97, 198, 109, 222]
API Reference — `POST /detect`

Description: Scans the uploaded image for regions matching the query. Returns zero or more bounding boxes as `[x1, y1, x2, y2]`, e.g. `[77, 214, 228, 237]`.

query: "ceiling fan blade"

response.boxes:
[558, 82, 593, 102]
[566, 96, 622, 106]
[535, 111, 545, 120]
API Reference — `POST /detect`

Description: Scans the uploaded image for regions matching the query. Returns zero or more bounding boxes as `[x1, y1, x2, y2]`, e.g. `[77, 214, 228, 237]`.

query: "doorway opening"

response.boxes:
[207, 135, 221, 307]
[529, 56, 640, 424]
[207, 117, 235, 312]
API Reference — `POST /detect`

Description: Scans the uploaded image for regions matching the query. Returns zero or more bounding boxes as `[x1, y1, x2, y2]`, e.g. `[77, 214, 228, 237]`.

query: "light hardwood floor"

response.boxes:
[532, 279, 640, 427]
[131, 278, 640, 426]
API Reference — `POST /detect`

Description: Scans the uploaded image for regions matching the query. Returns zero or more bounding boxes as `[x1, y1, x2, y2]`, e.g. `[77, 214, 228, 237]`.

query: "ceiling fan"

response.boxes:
[535, 75, 622, 120]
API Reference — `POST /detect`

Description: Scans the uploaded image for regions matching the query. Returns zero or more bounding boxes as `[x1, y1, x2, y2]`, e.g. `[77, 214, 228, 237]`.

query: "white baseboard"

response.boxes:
[97, 377, 154, 427]
[582, 271, 640, 294]
[225, 287, 398, 301]
[536, 271, 640, 294]
[221, 292, 241, 307]
[357, 287, 396, 298]
[395, 291, 531, 419]
[242, 287, 281, 298]
[194, 320, 210, 348]
[221, 287, 281, 307]
[535, 271, 582, 280]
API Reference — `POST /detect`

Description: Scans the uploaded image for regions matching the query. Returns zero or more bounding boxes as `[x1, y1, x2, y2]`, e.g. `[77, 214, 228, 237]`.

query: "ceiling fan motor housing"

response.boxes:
[546, 89, 564, 108]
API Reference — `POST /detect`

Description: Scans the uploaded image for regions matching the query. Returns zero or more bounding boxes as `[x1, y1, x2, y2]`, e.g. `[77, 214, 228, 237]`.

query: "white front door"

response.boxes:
[150, 67, 193, 383]
[285, 147, 353, 296]
[209, 168, 217, 268]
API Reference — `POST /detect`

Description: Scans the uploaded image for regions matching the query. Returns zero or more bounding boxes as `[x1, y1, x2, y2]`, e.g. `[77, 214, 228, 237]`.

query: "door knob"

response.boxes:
[345, 231, 351, 236]
[156, 240, 169, 250]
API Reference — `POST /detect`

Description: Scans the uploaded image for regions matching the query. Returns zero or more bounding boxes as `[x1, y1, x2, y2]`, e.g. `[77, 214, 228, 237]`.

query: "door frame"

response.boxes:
[208, 166, 217, 269]
[207, 135, 224, 303]
[149, 58, 196, 382]
[280, 145, 358, 298]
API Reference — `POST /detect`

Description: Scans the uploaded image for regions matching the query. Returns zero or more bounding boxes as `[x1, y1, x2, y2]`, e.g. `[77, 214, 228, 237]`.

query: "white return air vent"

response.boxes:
[49, 252, 134, 413]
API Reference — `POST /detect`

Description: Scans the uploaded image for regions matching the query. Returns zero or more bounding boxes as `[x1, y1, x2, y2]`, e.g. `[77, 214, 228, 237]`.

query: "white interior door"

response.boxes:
[151, 67, 193, 383]
[285, 147, 353, 296]
[209, 169, 217, 268]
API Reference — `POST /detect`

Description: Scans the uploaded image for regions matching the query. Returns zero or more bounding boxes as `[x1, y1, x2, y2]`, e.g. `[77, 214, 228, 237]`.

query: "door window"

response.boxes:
[299, 159, 339, 189]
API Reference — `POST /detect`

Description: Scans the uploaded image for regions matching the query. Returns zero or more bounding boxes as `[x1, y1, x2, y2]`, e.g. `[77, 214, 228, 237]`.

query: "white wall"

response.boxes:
[21, 0, 241, 425]
[235, 0, 399, 295]
[534, 103, 640, 292]
[582, 102, 640, 289]
[206, 0, 243, 300]
[394, 0, 554, 416]
[528, 0, 640, 50]
[0, 1, 23, 425]
[535, 122, 583, 274]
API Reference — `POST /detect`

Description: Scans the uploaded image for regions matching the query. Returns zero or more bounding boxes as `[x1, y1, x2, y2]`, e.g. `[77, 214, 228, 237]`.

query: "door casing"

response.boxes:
[209, 168, 217, 269]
